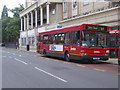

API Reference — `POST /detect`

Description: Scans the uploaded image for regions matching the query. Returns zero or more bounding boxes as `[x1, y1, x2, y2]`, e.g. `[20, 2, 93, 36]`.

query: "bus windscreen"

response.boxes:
[82, 31, 108, 47]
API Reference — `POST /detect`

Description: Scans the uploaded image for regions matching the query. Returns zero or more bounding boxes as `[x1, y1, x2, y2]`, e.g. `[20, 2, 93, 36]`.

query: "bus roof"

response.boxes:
[39, 24, 110, 35]
[109, 30, 120, 34]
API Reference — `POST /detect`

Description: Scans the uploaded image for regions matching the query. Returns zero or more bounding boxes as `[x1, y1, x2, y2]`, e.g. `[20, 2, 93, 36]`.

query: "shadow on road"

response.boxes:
[40, 55, 112, 65]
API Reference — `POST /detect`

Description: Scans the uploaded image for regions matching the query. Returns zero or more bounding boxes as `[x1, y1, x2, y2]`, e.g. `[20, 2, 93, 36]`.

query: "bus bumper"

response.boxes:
[71, 55, 109, 61]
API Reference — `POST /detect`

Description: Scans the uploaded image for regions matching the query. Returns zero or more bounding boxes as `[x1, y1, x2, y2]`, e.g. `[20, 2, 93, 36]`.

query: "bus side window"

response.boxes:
[41, 35, 43, 43]
[53, 34, 58, 44]
[38, 35, 43, 43]
[71, 31, 80, 45]
[58, 33, 65, 44]
[43, 35, 48, 44]
[48, 34, 53, 44]
[65, 32, 71, 45]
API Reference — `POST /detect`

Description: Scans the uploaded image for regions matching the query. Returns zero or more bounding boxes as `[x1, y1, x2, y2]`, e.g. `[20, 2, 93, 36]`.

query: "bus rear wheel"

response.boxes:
[43, 49, 46, 56]
[65, 52, 70, 62]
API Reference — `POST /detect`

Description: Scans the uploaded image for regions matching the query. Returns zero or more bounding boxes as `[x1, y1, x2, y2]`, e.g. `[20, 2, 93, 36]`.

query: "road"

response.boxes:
[1, 47, 119, 88]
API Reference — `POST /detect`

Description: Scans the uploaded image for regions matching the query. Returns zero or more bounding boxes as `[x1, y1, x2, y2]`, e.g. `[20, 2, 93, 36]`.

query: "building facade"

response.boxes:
[19, 0, 120, 51]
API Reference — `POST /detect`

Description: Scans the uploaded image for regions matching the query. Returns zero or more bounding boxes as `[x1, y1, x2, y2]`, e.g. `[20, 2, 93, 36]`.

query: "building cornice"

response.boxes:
[20, 0, 62, 17]
[59, 6, 119, 24]
[20, 2, 38, 17]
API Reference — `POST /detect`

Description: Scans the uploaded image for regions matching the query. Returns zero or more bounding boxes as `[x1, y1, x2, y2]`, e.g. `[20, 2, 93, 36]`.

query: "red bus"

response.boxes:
[37, 24, 110, 63]
[118, 46, 120, 65]
[109, 30, 119, 58]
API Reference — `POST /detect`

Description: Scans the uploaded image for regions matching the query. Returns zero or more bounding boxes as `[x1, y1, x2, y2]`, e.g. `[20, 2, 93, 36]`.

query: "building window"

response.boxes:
[31, 37, 35, 45]
[63, 0, 67, 13]
[28, 37, 31, 45]
[73, 0, 77, 9]
[28, 37, 35, 45]
[51, 3, 56, 15]
[83, 0, 89, 5]
[22, 38, 26, 46]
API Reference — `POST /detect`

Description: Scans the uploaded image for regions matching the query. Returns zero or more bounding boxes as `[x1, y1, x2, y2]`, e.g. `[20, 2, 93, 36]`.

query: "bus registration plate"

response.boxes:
[93, 58, 100, 60]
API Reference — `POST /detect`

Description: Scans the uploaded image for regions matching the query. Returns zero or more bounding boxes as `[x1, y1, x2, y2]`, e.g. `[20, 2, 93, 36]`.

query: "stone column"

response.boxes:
[31, 11, 33, 29]
[27, 14, 29, 29]
[21, 17, 23, 31]
[46, 3, 50, 24]
[40, 6, 43, 26]
[34, 9, 38, 48]
[34, 29, 37, 48]
[35, 9, 38, 27]
[24, 16, 26, 30]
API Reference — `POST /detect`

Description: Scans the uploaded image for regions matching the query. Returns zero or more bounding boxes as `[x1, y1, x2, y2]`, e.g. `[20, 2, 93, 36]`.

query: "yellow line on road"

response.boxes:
[53, 60, 60, 62]
[94, 68, 105, 72]
[117, 73, 120, 75]
[76, 64, 86, 67]
[63, 62, 71, 64]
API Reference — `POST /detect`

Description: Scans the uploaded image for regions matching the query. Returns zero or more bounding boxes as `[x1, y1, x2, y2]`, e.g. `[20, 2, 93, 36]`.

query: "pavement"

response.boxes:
[107, 58, 118, 65]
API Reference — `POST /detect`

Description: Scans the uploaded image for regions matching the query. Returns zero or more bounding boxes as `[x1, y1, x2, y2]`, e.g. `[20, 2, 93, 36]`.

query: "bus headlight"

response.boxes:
[80, 53, 87, 56]
[105, 54, 109, 56]
[106, 50, 109, 53]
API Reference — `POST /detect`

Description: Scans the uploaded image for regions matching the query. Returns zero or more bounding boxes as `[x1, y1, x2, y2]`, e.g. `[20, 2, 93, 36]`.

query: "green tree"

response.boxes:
[1, 17, 12, 42]
[1, 5, 8, 19]
[1, 4, 24, 43]
[9, 4, 24, 18]
[5, 18, 20, 42]
[0, 19, 2, 43]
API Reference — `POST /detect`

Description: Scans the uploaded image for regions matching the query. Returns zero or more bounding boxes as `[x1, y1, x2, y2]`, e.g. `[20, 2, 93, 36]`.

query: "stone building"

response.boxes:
[19, 0, 120, 51]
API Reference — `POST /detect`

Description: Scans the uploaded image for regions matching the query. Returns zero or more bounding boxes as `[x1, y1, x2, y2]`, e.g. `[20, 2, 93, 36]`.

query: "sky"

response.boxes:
[0, 0, 25, 18]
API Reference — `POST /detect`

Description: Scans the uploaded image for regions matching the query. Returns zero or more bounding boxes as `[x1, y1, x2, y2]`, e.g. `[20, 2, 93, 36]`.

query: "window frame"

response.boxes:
[72, 0, 77, 9]
[83, 0, 89, 6]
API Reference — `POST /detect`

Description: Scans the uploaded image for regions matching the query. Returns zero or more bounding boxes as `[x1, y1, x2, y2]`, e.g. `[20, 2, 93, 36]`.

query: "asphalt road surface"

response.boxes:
[1, 47, 119, 88]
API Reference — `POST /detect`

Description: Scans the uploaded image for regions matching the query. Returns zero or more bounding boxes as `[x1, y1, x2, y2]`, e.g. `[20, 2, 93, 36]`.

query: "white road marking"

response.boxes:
[9, 56, 12, 58]
[34, 67, 67, 83]
[19, 55, 22, 57]
[12, 53, 16, 55]
[14, 58, 28, 65]
[7, 52, 10, 53]
[2, 56, 6, 57]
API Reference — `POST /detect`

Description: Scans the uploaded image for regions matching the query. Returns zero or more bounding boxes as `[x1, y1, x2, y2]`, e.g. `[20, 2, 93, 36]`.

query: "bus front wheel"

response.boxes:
[65, 52, 70, 62]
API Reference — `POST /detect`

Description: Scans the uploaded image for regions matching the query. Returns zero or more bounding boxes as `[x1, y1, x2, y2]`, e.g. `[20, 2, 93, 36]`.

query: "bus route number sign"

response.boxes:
[86, 25, 107, 31]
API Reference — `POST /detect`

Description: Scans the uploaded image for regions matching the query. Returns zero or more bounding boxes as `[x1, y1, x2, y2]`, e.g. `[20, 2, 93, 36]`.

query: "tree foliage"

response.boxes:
[9, 4, 24, 18]
[2, 17, 20, 42]
[0, 19, 2, 43]
[1, 4, 24, 43]
[2, 17, 12, 42]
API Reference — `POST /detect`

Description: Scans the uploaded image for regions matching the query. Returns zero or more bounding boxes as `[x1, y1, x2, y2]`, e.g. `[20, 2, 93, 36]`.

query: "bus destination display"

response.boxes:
[86, 25, 107, 31]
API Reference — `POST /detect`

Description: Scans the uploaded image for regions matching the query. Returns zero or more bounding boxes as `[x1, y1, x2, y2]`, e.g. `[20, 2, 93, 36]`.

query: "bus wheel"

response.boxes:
[118, 61, 120, 65]
[43, 49, 46, 56]
[88, 59, 94, 64]
[65, 52, 70, 62]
